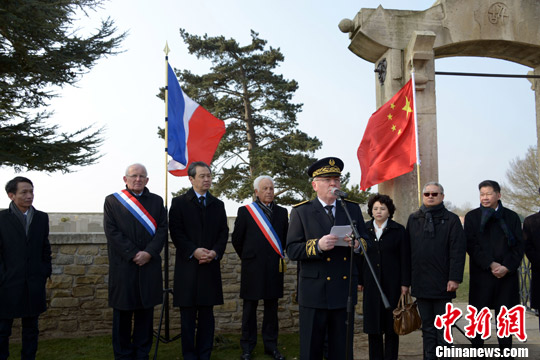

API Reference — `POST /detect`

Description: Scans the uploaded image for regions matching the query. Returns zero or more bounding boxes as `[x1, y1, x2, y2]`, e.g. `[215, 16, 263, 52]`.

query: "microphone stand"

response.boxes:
[337, 195, 391, 360]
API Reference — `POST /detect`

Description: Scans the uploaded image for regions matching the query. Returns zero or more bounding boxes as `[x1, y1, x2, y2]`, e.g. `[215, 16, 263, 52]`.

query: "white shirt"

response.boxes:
[317, 197, 336, 217]
[374, 219, 388, 241]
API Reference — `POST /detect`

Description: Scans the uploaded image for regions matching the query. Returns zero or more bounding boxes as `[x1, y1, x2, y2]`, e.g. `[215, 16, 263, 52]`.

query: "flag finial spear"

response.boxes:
[164, 42, 170, 55]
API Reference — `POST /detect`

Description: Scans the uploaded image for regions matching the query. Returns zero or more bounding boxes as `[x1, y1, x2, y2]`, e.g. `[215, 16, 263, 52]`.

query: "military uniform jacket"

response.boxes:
[104, 187, 167, 310]
[0, 206, 51, 318]
[169, 188, 229, 307]
[524, 212, 540, 310]
[286, 198, 367, 309]
[232, 203, 288, 300]
[465, 206, 524, 309]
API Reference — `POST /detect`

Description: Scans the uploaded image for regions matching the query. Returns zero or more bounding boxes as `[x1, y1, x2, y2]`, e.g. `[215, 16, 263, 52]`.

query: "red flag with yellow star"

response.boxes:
[357, 79, 416, 190]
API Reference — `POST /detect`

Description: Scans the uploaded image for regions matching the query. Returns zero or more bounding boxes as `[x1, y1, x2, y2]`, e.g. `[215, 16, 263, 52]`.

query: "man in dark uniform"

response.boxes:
[104, 163, 167, 360]
[287, 157, 368, 360]
[232, 175, 288, 360]
[0, 177, 51, 360]
[169, 161, 229, 360]
[465, 180, 524, 354]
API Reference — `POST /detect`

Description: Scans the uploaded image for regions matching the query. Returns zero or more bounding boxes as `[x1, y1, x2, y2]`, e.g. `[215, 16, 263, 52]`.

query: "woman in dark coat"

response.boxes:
[358, 194, 411, 360]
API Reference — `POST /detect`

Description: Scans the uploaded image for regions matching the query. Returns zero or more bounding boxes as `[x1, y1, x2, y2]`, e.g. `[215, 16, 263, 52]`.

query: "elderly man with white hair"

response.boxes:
[232, 175, 288, 360]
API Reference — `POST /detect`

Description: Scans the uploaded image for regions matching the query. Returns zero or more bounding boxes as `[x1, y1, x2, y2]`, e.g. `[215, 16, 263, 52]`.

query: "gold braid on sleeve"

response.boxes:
[306, 239, 317, 257]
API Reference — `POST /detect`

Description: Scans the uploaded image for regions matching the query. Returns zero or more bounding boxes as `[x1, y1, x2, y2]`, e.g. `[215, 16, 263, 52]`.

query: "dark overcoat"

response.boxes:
[104, 187, 167, 310]
[169, 188, 229, 307]
[359, 219, 411, 334]
[406, 207, 466, 299]
[465, 205, 524, 309]
[286, 199, 368, 309]
[0, 206, 51, 319]
[524, 212, 540, 310]
[232, 203, 288, 300]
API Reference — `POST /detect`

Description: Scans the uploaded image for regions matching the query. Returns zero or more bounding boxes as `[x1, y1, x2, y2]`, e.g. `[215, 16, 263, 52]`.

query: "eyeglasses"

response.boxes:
[126, 175, 147, 180]
[423, 192, 440, 197]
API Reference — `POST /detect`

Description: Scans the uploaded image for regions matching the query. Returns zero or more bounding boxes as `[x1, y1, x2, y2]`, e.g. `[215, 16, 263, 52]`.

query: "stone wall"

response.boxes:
[10, 220, 307, 339]
[11, 218, 364, 340]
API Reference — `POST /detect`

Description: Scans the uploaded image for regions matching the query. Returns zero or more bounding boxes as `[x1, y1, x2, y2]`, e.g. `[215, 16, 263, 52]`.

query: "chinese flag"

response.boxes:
[357, 79, 417, 190]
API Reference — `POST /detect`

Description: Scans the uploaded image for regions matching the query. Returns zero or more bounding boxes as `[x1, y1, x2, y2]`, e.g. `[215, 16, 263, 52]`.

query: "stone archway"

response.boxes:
[339, 0, 540, 223]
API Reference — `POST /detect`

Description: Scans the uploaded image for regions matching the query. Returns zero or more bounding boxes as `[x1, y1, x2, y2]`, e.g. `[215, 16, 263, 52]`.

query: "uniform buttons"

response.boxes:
[377, 264, 380, 267]
[327, 277, 331, 281]
[327, 257, 331, 262]
[344, 257, 347, 261]
[343, 276, 347, 280]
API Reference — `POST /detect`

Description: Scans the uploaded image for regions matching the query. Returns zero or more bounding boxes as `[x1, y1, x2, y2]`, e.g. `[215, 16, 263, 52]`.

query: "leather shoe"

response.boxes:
[265, 349, 285, 360]
[241, 352, 252, 360]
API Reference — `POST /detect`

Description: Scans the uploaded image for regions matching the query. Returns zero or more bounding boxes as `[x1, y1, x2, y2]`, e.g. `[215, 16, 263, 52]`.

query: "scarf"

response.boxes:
[255, 198, 273, 220]
[419, 202, 445, 238]
[9, 201, 34, 236]
[479, 200, 516, 246]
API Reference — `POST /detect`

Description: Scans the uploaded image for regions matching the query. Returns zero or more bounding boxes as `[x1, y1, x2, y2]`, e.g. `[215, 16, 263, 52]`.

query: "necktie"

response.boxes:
[324, 205, 335, 224]
[199, 196, 205, 207]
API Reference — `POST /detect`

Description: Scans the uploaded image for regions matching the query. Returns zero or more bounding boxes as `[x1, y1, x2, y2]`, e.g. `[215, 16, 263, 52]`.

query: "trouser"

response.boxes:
[180, 306, 214, 360]
[112, 308, 154, 360]
[0, 316, 39, 360]
[299, 306, 353, 360]
[240, 298, 279, 353]
[368, 332, 399, 360]
[417, 298, 451, 360]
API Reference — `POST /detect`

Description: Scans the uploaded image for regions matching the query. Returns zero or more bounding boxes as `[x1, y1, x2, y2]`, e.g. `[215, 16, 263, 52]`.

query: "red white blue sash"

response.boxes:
[245, 202, 284, 258]
[113, 190, 157, 236]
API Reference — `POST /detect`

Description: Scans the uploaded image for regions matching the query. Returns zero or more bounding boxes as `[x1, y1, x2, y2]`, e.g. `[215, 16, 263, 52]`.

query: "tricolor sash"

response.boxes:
[113, 190, 157, 236]
[246, 202, 284, 259]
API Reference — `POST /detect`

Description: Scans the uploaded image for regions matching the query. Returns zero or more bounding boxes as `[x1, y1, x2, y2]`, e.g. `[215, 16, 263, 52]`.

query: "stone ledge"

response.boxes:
[50, 233, 107, 244]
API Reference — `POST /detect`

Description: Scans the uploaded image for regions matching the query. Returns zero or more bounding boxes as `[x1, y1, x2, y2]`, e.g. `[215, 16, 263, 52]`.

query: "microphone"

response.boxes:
[330, 187, 348, 198]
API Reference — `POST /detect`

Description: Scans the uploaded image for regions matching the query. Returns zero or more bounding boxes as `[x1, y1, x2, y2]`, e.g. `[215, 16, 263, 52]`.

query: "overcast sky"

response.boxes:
[1, 0, 536, 215]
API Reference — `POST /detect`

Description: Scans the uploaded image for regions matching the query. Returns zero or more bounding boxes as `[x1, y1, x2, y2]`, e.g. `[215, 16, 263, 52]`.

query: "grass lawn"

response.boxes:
[9, 333, 300, 360]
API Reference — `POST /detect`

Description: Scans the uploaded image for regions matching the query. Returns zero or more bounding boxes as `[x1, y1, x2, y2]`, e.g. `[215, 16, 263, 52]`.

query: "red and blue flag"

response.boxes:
[167, 64, 225, 176]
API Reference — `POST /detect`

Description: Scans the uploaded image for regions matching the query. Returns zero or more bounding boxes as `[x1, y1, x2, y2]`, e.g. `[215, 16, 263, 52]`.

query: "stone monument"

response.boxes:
[339, 0, 540, 222]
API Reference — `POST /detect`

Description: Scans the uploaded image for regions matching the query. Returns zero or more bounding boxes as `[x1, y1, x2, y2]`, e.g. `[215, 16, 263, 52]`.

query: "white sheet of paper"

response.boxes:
[330, 225, 352, 247]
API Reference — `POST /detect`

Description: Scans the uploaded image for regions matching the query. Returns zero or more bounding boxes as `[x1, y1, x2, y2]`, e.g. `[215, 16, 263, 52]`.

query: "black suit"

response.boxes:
[103, 187, 167, 359]
[524, 212, 540, 311]
[169, 188, 228, 360]
[465, 204, 524, 351]
[0, 204, 51, 360]
[231, 202, 288, 354]
[287, 198, 367, 360]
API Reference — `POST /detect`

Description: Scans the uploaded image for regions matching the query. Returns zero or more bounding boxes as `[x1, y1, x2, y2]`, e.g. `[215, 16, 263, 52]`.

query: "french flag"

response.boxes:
[167, 64, 225, 176]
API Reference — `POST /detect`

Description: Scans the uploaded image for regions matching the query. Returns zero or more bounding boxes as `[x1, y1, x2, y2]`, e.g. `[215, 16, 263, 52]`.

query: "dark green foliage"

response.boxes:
[164, 29, 322, 204]
[340, 173, 371, 205]
[0, 0, 126, 172]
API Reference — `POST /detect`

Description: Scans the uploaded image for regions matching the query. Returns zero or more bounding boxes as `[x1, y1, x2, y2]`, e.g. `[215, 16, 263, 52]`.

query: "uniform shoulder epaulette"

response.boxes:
[344, 198, 360, 204]
[293, 200, 309, 208]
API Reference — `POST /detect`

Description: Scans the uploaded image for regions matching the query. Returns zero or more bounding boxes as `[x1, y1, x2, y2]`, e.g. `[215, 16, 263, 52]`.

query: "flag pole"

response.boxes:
[153, 42, 172, 352]
[164, 42, 170, 211]
[410, 69, 422, 207]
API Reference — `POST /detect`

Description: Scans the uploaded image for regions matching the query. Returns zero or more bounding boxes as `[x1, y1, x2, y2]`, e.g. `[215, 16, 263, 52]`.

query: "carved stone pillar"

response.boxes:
[377, 32, 437, 224]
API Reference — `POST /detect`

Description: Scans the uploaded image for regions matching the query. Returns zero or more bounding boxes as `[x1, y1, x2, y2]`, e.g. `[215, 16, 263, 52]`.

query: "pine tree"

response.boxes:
[0, 0, 126, 172]
[169, 29, 322, 204]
